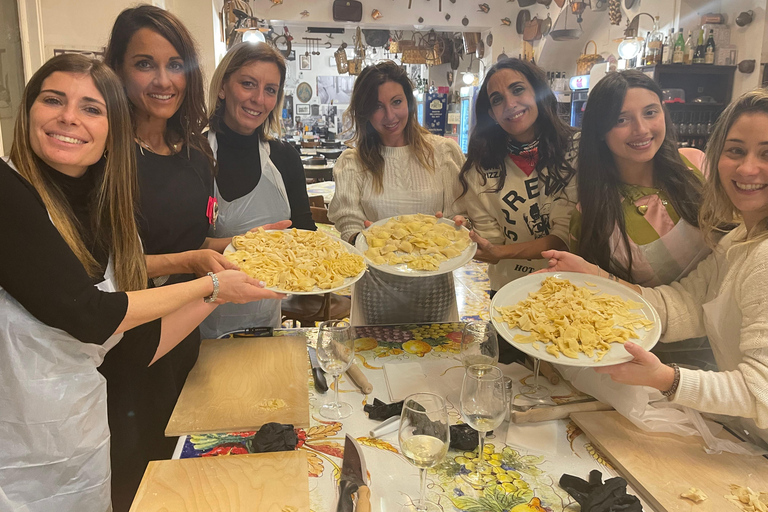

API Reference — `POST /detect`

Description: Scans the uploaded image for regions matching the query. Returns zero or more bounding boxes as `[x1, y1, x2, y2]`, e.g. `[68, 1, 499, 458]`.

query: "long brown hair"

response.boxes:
[701, 88, 768, 246]
[208, 42, 286, 140]
[104, 4, 214, 171]
[10, 54, 147, 291]
[344, 60, 435, 193]
[459, 58, 576, 198]
[576, 70, 703, 281]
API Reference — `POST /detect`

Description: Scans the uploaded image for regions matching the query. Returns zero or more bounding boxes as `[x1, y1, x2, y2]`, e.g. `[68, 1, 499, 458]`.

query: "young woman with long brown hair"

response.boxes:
[328, 60, 465, 324]
[0, 53, 280, 511]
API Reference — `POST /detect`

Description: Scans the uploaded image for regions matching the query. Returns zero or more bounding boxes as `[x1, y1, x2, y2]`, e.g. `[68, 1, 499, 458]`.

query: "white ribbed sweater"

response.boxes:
[642, 226, 768, 443]
[328, 134, 465, 241]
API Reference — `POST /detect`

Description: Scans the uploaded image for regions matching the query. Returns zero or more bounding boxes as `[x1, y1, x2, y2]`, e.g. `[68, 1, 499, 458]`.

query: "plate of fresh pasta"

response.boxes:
[224, 228, 366, 295]
[490, 272, 661, 367]
[354, 214, 477, 277]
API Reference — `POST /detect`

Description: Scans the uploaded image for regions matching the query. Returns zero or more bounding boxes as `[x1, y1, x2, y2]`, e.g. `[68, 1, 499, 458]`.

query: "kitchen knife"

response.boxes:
[307, 346, 328, 393]
[337, 434, 371, 512]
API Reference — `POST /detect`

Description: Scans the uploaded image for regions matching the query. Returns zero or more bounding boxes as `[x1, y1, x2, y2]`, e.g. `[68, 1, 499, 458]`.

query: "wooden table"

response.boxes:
[303, 163, 334, 182]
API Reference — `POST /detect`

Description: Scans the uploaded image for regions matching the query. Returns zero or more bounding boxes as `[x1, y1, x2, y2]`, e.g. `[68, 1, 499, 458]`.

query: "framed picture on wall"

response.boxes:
[296, 104, 311, 116]
[299, 54, 311, 70]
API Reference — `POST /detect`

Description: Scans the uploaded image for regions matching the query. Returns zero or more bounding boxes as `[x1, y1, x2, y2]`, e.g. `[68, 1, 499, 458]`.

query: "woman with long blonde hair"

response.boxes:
[328, 60, 466, 324]
[538, 89, 768, 446]
[0, 53, 281, 511]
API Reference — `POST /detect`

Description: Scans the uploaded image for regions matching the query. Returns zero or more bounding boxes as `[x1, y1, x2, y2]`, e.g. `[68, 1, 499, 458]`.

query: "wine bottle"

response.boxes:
[693, 29, 705, 64]
[672, 28, 685, 64]
[705, 29, 716, 64]
[684, 30, 694, 65]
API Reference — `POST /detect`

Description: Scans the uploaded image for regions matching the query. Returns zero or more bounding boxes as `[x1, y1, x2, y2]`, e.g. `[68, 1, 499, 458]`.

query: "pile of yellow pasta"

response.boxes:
[363, 214, 471, 271]
[226, 228, 365, 292]
[494, 276, 654, 361]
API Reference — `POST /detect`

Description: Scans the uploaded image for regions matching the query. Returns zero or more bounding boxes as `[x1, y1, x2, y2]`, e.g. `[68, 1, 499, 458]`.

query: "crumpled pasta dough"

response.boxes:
[362, 214, 471, 271]
[227, 228, 365, 292]
[727, 484, 768, 512]
[494, 276, 654, 361]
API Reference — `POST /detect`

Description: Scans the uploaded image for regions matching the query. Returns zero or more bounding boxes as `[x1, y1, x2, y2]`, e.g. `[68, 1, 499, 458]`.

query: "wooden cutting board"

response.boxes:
[571, 411, 768, 512]
[129, 450, 310, 512]
[166, 336, 310, 436]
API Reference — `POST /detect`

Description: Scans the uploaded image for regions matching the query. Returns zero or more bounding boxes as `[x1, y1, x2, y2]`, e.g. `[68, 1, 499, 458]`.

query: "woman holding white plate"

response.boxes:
[538, 89, 768, 445]
[329, 61, 466, 325]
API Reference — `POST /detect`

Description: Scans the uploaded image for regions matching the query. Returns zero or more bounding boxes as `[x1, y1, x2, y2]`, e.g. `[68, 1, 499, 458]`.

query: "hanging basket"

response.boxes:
[576, 40, 604, 75]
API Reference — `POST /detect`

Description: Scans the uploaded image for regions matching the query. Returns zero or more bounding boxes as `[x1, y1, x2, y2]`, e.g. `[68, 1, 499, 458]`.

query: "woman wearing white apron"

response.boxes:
[329, 61, 466, 325]
[200, 42, 315, 339]
[0, 54, 282, 511]
[540, 89, 768, 447]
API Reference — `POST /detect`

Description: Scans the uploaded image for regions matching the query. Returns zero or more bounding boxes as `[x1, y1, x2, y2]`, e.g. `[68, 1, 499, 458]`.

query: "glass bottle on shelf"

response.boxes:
[706, 113, 714, 135]
[684, 30, 694, 65]
[672, 28, 685, 64]
[687, 111, 696, 136]
[696, 112, 706, 135]
[705, 29, 716, 64]
[646, 17, 663, 65]
[693, 28, 705, 64]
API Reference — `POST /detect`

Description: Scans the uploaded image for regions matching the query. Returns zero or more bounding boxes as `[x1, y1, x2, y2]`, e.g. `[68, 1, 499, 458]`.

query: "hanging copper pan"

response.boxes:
[516, 9, 531, 34]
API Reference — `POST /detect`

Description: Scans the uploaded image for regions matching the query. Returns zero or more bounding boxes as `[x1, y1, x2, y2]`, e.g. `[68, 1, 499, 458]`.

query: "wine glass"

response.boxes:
[398, 393, 450, 512]
[316, 320, 355, 419]
[519, 357, 551, 401]
[460, 364, 507, 487]
[460, 321, 499, 368]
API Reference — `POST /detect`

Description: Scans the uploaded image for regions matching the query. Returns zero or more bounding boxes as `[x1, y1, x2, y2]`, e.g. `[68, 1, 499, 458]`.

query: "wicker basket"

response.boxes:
[576, 40, 604, 75]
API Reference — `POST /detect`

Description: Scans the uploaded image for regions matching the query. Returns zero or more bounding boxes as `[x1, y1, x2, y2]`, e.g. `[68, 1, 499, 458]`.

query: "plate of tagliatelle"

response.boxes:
[224, 228, 367, 295]
[354, 214, 477, 277]
[490, 272, 661, 367]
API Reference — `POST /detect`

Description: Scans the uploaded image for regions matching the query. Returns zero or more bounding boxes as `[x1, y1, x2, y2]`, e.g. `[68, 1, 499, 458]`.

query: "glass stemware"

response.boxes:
[460, 364, 507, 487]
[460, 321, 499, 368]
[316, 320, 355, 419]
[519, 357, 551, 401]
[398, 393, 450, 512]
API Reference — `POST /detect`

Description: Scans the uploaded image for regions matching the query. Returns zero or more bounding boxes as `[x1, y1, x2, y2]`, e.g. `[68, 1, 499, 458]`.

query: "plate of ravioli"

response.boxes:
[224, 228, 366, 295]
[354, 214, 477, 277]
[490, 272, 661, 367]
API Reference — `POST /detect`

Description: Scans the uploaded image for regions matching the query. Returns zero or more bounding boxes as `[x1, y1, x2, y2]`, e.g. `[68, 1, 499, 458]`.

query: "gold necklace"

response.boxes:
[623, 186, 668, 216]
[135, 136, 179, 155]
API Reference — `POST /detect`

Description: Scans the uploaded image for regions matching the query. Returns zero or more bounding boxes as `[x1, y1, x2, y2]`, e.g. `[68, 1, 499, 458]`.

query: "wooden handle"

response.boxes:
[357, 485, 371, 512]
[346, 361, 373, 394]
[511, 401, 613, 424]
[538, 360, 560, 385]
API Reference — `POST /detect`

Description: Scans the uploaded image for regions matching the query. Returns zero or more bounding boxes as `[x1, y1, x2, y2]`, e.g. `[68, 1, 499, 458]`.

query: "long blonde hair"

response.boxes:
[208, 42, 286, 140]
[701, 88, 768, 246]
[9, 54, 147, 291]
[344, 60, 435, 193]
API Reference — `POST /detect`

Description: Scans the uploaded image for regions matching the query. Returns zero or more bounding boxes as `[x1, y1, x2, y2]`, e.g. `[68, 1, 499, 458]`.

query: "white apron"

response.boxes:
[199, 132, 291, 339]
[0, 260, 122, 512]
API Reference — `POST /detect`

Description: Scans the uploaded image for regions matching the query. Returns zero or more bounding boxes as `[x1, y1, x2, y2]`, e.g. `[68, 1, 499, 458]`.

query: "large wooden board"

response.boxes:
[166, 336, 310, 436]
[571, 411, 768, 512]
[130, 450, 310, 512]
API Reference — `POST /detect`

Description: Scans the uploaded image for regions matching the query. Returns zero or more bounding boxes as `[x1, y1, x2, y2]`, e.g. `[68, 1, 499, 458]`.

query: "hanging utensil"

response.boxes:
[497, 47, 509, 62]
[486, 31, 493, 47]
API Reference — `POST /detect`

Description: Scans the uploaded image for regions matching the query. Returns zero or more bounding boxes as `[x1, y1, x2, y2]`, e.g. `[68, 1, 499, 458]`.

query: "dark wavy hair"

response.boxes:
[576, 69, 703, 281]
[459, 58, 576, 198]
[343, 60, 434, 193]
[104, 4, 214, 172]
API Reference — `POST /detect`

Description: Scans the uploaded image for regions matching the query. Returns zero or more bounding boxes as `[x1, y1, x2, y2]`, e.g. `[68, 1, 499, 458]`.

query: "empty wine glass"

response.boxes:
[316, 320, 355, 419]
[460, 321, 499, 367]
[460, 364, 507, 487]
[399, 393, 450, 512]
[520, 357, 551, 401]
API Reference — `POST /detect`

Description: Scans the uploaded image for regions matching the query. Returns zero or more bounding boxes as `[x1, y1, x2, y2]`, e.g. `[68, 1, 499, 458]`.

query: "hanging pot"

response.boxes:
[362, 29, 390, 47]
[518, 0, 536, 6]
[541, 14, 552, 36]
[516, 9, 531, 35]
[497, 47, 509, 62]
[486, 32, 493, 47]
[475, 39, 485, 59]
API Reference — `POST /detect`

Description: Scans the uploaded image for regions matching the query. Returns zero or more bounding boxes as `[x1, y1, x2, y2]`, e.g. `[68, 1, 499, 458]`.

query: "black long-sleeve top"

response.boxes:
[0, 158, 133, 347]
[214, 123, 316, 231]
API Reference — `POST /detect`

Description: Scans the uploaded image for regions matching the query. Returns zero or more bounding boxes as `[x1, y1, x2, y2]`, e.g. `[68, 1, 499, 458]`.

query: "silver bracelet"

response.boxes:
[204, 272, 219, 303]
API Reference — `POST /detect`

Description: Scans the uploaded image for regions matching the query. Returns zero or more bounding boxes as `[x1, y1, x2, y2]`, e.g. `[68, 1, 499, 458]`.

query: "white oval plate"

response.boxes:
[490, 271, 661, 367]
[225, 229, 366, 295]
[354, 216, 477, 277]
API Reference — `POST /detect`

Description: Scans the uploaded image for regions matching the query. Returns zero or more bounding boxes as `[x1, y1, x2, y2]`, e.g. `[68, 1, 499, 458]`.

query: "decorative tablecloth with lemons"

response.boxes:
[175, 323, 647, 512]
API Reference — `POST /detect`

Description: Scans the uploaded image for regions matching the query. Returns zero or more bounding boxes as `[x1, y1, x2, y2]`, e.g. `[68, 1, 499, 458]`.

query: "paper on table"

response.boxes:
[506, 421, 560, 455]
[383, 362, 430, 402]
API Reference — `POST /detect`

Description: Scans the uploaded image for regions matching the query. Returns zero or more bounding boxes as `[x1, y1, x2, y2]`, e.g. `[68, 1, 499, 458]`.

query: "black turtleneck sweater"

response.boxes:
[215, 123, 315, 230]
[0, 158, 130, 346]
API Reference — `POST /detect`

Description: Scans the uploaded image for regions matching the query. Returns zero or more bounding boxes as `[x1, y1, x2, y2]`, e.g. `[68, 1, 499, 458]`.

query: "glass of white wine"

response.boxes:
[460, 321, 499, 367]
[316, 320, 355, 419]
[460, 364, 507, 487]
[398, 392, 450, 512]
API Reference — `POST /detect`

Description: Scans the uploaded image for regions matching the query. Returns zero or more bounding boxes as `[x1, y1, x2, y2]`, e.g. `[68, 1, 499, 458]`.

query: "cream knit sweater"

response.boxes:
[642, 226, 768, 442]
[328, 134, 465, 241]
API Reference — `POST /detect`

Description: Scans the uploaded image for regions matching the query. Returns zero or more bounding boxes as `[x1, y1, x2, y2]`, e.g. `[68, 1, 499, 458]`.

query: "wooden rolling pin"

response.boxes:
[538, 360, 560, 385]
[511, 400, 613, 424]
[345, 361, 373, 394]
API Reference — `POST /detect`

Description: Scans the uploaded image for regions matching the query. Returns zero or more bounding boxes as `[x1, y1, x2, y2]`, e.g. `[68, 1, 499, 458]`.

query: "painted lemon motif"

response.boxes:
[510, 497, 546, 512]
[354, 337, 378, 351]
[402, 339, 432, 357]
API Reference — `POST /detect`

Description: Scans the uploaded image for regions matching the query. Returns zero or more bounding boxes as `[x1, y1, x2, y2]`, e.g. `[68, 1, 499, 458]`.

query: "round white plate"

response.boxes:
[225, 229, 366, 295]
[354, 216, 477, 277]
[490, 272, 661, 367]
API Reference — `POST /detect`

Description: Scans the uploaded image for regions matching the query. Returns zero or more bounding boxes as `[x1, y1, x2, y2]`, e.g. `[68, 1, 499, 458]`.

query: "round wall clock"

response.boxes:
[296, 82, 313, 103]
